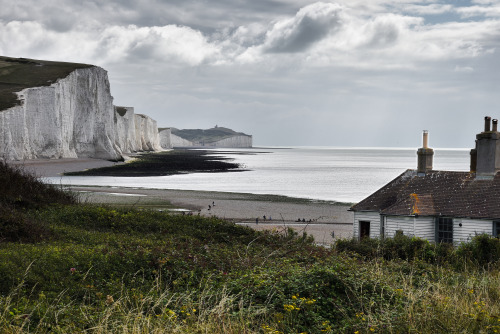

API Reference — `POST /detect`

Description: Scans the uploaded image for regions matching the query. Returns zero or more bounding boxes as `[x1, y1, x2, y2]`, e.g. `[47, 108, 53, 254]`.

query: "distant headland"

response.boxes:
[159, 126, 252, 148]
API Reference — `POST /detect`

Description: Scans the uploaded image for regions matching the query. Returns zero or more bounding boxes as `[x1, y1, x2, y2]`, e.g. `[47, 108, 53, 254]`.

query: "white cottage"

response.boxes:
[350, 116, 500, 244]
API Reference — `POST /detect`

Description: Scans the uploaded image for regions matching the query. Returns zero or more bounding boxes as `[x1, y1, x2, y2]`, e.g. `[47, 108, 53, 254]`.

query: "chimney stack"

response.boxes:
[470, 147, 477, 173]
[475, 116, 500, 178]
[485, 116, 492, 132]
[417, 130, 434, 175]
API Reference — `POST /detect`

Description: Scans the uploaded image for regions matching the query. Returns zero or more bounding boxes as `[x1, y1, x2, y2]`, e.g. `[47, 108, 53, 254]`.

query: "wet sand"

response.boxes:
[7, 158, 354, 245]
[73, 186, 354, 245]
[8, 158, 120, 177]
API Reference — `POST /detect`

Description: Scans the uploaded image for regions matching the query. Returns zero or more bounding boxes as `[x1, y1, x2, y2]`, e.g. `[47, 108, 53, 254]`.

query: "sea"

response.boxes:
[48, 147, 471, 204]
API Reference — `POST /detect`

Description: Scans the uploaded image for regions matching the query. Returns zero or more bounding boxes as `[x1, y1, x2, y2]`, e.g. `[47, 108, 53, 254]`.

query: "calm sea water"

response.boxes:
[48, 147, 470, 203]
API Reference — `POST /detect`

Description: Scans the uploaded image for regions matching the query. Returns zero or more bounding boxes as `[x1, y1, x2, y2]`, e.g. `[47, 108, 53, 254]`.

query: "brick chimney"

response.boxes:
[475, 116, 500, 178]
[417, 130, 433, 175]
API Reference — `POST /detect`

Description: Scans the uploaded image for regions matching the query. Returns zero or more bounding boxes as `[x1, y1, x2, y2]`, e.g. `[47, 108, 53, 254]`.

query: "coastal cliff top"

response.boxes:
[0, 56, 93, 111]
[169, 126, 251, 143]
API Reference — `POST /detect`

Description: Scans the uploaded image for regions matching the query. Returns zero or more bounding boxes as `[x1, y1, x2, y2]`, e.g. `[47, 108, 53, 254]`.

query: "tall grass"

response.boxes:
[1, 161, 500, 332]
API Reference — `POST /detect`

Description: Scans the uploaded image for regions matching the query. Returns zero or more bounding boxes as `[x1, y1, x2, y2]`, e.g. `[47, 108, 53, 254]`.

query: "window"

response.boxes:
[436, 217, 453, 243]
[359, 221, 370, 239]
[380, 215, 385, 239]
[494, 221, 500, 238]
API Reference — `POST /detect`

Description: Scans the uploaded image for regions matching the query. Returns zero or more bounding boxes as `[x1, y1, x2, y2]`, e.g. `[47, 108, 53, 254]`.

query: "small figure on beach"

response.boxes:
[263, 215, 266, 220]
[208, 205, 211, 211]
[212, 201, 215, 206]
[256, 217, 259, 224]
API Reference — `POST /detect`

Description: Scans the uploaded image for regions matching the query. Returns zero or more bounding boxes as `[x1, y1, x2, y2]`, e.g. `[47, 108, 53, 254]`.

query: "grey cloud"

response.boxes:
[366, 21, 400, 48]
[0, 0, 312, 35]
[263, 3, 343, 53]
[265, 15, 336, 53]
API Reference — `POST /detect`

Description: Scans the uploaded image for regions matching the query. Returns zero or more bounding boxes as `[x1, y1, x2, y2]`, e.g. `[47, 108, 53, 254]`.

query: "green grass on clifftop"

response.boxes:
[0, 56, 93, 111]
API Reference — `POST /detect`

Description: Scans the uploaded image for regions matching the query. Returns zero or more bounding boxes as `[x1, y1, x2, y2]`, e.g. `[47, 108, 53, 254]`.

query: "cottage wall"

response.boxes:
[353, 212, 380, 239]
[354, 213, 437, 241]
[384, 216, 435, 241]
[357, 214, 494, 244]
[385, 216, 415, 237]
[453, 218, 493, 243]
[414, 217, 435, 241]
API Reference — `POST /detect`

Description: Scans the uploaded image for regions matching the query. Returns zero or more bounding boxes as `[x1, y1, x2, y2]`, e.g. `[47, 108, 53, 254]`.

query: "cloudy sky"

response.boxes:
[1, 0, 499, 147]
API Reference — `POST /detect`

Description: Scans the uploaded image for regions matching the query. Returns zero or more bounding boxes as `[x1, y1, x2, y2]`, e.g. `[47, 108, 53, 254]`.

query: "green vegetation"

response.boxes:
[0, 56, 92, 111]
[2, 162, 500, 333]
[64, 150, 243, 176]
[171, 127, 251, 144]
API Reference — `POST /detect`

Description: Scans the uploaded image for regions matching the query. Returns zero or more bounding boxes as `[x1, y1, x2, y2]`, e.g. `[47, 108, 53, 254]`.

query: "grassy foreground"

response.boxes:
[1, 162, 500, 333]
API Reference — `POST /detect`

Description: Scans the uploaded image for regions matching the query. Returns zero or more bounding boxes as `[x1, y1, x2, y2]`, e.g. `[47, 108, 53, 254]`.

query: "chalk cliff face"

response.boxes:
[114, 106, 138, 153]
[134, 114, 162, 151]
[165, 126, 252, 149]
[158, 128, 172, 149]
[164, 133, 252, 148]
[169, 134, 194, 148]
[211, 135, 252, 148]
[0, 67, 121, 160]
[0, 63, 162, 161]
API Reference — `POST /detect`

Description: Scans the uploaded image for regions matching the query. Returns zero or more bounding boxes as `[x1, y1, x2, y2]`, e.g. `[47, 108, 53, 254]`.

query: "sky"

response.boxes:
[1, 0, 499, 148]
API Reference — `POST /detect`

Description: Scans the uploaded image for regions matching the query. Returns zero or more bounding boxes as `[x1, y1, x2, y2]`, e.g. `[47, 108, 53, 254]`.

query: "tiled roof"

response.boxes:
[350, 170, 500, 219]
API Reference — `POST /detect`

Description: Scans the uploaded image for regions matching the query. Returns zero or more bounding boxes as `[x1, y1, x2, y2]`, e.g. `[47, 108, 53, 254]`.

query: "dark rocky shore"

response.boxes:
[64, 149, 243, 176]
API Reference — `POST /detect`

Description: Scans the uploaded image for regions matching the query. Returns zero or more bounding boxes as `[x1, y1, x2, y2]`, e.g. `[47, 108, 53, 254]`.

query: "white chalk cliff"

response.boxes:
[169, 133, 195, 148]
[210, 136, 252, 148]
[134, 114, 162, 152]
[162, 126, 253, 149]
[114, 106, 138, 153]
[0, 65, 161, 161]
[158, 128, 172, 149]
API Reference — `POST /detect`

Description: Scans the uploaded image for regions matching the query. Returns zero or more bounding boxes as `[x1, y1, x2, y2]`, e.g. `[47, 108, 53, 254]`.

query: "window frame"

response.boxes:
[493, 220, 500, 238]
[436, 217, 453, 244]
[359, 220, 370, 240]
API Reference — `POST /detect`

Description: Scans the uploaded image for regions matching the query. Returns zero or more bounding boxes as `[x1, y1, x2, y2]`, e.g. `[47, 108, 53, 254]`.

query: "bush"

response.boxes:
[456, 234, 500, 268]
[0, 162, 76, 209]
[336, 234, 500, 270]
[0, 207, 53, 243]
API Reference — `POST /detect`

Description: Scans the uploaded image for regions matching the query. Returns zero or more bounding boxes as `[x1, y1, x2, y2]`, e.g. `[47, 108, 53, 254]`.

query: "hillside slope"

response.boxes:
[169, 126, 252, 148]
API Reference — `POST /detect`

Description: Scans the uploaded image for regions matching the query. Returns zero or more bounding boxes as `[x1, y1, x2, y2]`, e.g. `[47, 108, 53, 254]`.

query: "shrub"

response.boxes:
[456, 234, 500, 268]
[0, 207, 53, 243]
[0, 162, 76, 209]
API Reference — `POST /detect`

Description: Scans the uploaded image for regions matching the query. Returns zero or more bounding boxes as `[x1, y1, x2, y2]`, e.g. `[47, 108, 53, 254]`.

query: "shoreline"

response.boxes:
[7, 157, 354, 245]
[70, 185, 354, 245]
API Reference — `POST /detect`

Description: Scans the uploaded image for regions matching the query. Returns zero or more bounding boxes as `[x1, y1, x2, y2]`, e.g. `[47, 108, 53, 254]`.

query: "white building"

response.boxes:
[350, 116, 500, 244]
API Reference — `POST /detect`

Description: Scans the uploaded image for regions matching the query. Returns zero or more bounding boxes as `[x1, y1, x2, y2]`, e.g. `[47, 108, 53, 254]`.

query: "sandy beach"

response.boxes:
[8, 158, 354, 245]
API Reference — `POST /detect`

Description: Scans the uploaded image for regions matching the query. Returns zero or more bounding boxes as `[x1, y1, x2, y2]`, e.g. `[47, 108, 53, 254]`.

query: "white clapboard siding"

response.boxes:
[413, 217, 435, 242]
[386, 216, 415, 237]
[353, 212, 380, 239]
[453, 219, 492, 243]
